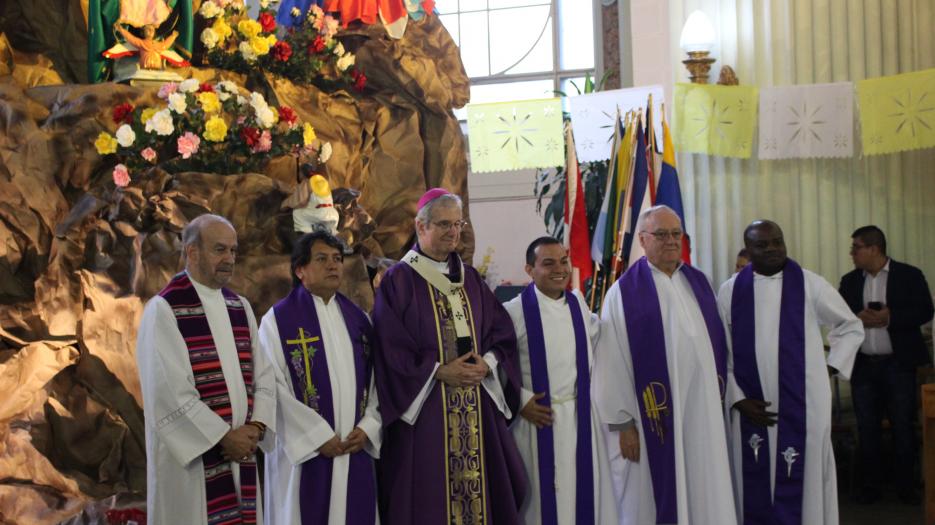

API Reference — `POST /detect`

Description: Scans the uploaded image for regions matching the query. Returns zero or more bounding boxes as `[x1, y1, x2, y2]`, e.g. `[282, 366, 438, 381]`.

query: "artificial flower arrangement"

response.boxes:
[198, 0, 367, 92]
[94, 78, 332, 189]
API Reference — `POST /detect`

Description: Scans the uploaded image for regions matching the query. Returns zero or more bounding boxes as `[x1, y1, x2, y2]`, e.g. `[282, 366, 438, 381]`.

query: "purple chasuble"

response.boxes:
[272, 286, 377, 525]
[372, 251, 527, 525]
[159, 272, 257, 525]
[617, 257, 728, 524]
[520, 285, 594, 525]
[730, 260, 806, 525]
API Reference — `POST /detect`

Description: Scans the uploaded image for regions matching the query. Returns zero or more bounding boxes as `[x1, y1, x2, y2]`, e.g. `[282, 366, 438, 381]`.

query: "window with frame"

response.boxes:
[438, 0, 599, 118]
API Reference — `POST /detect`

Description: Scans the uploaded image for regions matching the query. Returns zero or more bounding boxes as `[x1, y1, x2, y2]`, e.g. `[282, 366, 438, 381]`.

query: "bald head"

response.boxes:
[637, 205, 683, 275]
[183, 214, 238, 288]
[743, 220, 787, 276]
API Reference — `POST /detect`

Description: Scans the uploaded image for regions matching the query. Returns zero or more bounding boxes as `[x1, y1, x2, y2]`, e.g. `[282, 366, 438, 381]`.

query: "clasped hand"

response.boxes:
[857, 307, 890, 329]
[520, 392, 554, 429]
[317, 427, 369, 458]
[435, 352, 489, 387]
[220, 424, 260, 463]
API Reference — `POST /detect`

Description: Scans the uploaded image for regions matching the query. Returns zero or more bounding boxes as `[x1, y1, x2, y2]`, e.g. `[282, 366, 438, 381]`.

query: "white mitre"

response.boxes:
[293, 174, 340, 234]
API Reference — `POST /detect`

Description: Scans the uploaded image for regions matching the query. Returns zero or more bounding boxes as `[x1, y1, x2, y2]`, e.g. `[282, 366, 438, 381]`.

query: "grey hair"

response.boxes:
[181, 214, 236, 250]
[635, 204, 681, 234]
[415, 193, 462, 224]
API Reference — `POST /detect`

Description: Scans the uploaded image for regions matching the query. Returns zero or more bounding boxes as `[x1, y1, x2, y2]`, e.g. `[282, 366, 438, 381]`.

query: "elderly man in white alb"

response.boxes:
[504, 236, 618, 525]
[136, 214, 275, 524]
[593, 205, 737, 525]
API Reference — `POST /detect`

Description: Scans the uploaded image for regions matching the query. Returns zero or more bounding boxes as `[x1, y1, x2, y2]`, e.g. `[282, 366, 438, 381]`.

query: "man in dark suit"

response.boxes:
[839, 225, 934, 505]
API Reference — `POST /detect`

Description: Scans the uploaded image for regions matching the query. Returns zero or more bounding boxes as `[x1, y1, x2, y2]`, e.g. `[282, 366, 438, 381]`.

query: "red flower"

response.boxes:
[240, 126, 261, 149]
[259, 12, 276, 33]
[112, 103, 134, 125]
[309, 35, 325, 54]
[198, 82, 215, 93]
[278, 105, 298, 126]
[272, 40, 293, 62]
[352, 69, 367, 92]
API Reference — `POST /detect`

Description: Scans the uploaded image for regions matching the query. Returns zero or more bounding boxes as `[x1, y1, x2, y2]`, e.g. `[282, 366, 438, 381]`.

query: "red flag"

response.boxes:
[563, 124, 592, 291]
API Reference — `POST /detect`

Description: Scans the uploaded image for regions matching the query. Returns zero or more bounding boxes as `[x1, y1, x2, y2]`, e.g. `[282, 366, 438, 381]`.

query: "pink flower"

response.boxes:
[141, 147, 157, 163]
[113, 164, 130, 187]
[158, 82, 179, 99]
[255, 130, 272, 152]
[177, 132, 201, 159]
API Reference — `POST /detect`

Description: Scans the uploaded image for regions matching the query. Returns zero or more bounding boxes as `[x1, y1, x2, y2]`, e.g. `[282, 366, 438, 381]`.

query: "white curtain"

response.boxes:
[668, 0, 935, 290]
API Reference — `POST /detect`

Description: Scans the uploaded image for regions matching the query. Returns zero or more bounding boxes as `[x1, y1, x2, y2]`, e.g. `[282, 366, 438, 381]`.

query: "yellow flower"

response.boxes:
[140, 107, 158, 125]
[204, 116, 228, 142]
[94, 131, 118, 154]
[265, 34, 277, 46]
[249, 35, 271, 56]
[198, 92, 221, 114]
[213, 18, 233, 40]
[237, 19, 262, 39]
[303, 122, 316, 146]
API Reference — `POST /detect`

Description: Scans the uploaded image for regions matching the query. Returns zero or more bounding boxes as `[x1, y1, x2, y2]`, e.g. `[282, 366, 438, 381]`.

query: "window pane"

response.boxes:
[470, 79, 556, 104]
[489, 6, 553, 75]
[459, 12, 491, 77]
[488, 0, 551, 8]
[557, 0, 594, 70]
[436, 0, 459, 14]
[559, 76, 585, 112]
[440, 14, 460, 46]
[457, 0, 490, 13]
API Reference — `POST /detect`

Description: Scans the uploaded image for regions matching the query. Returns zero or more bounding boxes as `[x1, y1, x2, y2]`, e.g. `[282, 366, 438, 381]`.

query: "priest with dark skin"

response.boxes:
[733, 220, 839, 427]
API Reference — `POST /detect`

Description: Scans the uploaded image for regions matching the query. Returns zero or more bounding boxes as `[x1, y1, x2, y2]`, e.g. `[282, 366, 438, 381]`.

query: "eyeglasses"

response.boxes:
[432, 220, 469, 231]
[849, 244, 868, 253]
[641, 229, 683, 241]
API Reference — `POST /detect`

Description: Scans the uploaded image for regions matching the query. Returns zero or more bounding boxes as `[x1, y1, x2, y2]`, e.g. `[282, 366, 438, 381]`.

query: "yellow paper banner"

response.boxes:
[674, 83, 759, 159]
[466, 98, 565, 172]
[857, 68, 935, 155]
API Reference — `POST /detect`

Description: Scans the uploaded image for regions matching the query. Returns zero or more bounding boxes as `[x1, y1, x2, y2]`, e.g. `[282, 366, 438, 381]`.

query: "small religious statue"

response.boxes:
[93, 0, 192, 84]
[292, 174, 340, 235]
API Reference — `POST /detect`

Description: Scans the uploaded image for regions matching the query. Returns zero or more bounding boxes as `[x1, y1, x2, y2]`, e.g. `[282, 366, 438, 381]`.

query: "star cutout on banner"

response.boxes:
[492, 109, 538, 153]
[889, 89, 935, 137]
[786, 101, 827, 145]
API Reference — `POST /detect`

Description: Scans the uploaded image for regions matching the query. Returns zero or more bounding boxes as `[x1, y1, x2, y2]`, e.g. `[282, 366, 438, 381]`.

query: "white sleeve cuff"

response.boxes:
[400, 363, 440, 425]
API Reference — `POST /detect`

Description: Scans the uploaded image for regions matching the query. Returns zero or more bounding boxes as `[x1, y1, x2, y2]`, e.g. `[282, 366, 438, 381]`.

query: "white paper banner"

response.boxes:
[569, 85, 665, 163]
[758, 82, 854, 159]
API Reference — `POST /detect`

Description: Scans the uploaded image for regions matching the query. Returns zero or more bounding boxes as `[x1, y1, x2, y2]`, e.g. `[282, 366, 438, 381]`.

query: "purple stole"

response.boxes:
[159, 272, 257, 525]
[731, 261, 806, 525]
[520, 285, 595, 525]
[272, 286, 377, 525]
[618, 257, 728, 524]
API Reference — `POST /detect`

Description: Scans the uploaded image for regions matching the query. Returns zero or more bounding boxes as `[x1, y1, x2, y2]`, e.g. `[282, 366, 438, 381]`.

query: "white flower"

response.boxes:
[239, 41, 257, 62]
[259, 0, 270, 7]
[291, 7, 300, 16]
[179, 78, 199, 93]
[318, 142, 333, 163]
[115, 124, 136, 147]
[200, 28, 219, 49]
[198, 0, 221, 18]
[168, 92, 187, 114]
[256, 106, 276, 129]
[249, 92, 269, 114]
[333, 42, 345, 57]
[336, 53, 355, 72]
[236, 95, 248, 106]
[145, 109, 174, 136]
[216, 80, 238, 101]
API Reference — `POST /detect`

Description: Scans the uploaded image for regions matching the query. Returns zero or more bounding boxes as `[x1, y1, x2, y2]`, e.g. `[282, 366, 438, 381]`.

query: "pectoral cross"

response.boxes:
[288, 327, 320, 401]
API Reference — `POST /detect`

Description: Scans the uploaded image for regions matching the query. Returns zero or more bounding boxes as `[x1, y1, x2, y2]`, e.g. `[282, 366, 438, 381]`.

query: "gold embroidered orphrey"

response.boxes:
[642, 381, 670, 443]
[429, 284, 488, 525]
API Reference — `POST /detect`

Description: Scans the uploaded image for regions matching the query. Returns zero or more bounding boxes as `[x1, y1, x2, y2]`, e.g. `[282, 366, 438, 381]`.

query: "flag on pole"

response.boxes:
[590, 111, 622, 267]
[655, 109, 692, 264]
[611, 112, 638, 279]
[619, 114, 652, 269]
[563, 123, 592, 291]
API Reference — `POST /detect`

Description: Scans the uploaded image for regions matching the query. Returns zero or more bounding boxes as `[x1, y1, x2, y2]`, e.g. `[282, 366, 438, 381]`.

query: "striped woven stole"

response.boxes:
[160, 272, 257, 525]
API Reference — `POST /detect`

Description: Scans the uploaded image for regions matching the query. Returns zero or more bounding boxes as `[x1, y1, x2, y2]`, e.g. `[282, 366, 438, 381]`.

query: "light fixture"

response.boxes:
[679, 10, 717, 84]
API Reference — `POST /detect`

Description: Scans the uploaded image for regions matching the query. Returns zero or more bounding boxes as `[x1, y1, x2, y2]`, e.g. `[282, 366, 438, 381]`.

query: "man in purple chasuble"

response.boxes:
[718, 221, 863, 525]
[593, 205, 737, 525]
[372, 189, 527, 525]
[259, 231, 381, 524]
[136, 214, 275, 525]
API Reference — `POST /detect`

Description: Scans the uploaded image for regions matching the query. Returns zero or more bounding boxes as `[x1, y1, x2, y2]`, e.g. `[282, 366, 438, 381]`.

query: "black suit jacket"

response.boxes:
[839, 259, 935, 367]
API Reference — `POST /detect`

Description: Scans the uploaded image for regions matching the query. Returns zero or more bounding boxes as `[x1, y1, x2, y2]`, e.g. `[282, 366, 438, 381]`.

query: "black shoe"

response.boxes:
[898, 488, 921, 506]
[856, 486, 881, 504]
